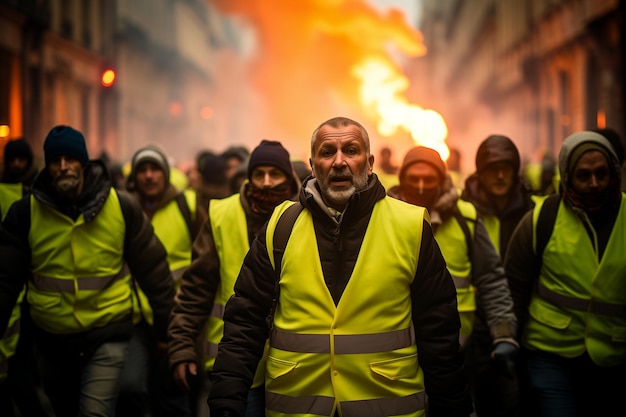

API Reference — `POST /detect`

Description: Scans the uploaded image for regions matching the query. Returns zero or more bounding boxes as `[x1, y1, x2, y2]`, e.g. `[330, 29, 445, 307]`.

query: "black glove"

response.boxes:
[491, 341, 518, 378]
[213, 409, 238, 417]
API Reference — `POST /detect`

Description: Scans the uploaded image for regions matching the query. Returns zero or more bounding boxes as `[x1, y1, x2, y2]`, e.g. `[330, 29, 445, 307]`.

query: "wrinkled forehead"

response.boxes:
[312, 125, 368, 153]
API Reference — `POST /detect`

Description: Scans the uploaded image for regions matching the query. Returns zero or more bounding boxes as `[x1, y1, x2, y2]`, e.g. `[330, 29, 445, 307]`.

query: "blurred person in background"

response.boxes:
[195, 150, 231, 209]
[117, 145, 206, 417]
[221, 145, 250, 182]
[505, 130, 626, 417]
[169, 140, 300, 417]
[447, 146, 464, 188]
[0, 137, 49, 417]
[390, 146, 519, 417]
[222, 145, 250, 195]
[375, 145, 398, 189]
[1, 137, 38, 186]
[291, 158, 312, 183]
[460, 134, 535, 417]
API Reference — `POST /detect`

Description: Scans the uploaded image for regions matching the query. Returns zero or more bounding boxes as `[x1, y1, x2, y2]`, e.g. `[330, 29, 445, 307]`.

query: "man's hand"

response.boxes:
[173, 361, 197, 390]
[213, 409, 238, 417]
[491, 341, 518, 378]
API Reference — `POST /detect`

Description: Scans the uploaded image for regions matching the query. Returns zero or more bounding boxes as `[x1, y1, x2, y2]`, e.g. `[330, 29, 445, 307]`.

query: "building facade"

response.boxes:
[410, 0, 624, 170]
[0, 0, 116, 163]
[0, 0, 238, 168]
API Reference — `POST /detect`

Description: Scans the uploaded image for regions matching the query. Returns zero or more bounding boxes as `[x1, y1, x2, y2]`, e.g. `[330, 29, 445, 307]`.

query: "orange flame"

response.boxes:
[352, 56, 449, 160]
[211, 0, 448, 160]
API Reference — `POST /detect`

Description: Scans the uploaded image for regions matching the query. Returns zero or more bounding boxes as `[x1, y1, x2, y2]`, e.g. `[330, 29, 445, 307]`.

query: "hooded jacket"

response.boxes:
[505, 131, 625, 351]
[127, 168, 206, 325]
[461, 135, 535, 257]
[462, 175, 534, 255]
[0, 160, 175, 351]
[207, 174, 472, 417]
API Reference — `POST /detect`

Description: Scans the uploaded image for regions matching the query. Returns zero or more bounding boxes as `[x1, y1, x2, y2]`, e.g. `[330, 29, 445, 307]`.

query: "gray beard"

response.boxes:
[53, 177, 81, 195]
[318, 162, 370, 208]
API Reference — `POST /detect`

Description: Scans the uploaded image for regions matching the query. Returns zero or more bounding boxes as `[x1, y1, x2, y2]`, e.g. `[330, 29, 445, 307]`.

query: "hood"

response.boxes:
[475, 135, 521, 175]
[558, 131, 621, 193]
[32, 160, 113, 222]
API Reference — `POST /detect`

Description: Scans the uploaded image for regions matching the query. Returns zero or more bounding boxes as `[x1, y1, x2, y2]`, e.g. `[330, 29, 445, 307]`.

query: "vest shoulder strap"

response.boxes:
[451, 207, 475, 260]
[115, 188, 133, 231]
[535, 193, 560, 258]
[273, 202, 304, 275]
[174, 191, 198, 241]
[267, 202, 304, 329]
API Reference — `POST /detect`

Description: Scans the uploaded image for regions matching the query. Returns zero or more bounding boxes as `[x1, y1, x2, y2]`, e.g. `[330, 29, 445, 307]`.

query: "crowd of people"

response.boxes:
[0, 117, 624, 417]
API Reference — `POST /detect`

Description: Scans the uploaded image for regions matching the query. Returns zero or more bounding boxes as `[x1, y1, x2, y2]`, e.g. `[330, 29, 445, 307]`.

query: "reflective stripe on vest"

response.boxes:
[29, 189, 132, 333]
[204, 303, 225, 358]
[32, 264, 130, 293]
[537, 282, 626, 318]
[525, 194, 626, 366]
[452, 275, 470, 289]
[264, 198, 427, 417]
[171, 266, 186, 287]
[271, 327, 415, 354]
[1, 317, 20, 340]
[266, 392, 426, 416]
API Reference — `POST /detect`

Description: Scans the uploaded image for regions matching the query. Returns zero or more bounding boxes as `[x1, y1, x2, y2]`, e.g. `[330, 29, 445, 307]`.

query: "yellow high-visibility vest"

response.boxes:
[263, 197, 428, 417]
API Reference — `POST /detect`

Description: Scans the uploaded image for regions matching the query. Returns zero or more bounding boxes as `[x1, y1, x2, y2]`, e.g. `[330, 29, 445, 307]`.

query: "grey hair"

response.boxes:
[310, 117, 371, 156]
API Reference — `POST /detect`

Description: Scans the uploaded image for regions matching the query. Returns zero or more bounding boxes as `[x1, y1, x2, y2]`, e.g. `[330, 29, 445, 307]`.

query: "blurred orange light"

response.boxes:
[597, 109, 606, 129]
[0, 125, 10, 138]
[200, 106, 214, 120]
[101, 69, 116, 87]
[169, 101, 183, 117]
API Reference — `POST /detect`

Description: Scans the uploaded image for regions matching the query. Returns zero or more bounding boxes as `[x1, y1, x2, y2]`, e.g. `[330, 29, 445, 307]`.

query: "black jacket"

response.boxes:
[0, 160, 175, 353]
[208, 174, 472, 417]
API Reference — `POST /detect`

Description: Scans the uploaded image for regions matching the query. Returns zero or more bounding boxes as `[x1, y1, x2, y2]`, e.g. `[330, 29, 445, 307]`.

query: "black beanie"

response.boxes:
[197, 151, 228, 184]
[43, 125, 89, 167]
[3, 138, 33, 166]
[247, 140, 292, 180]
[475, 135, 520, 174]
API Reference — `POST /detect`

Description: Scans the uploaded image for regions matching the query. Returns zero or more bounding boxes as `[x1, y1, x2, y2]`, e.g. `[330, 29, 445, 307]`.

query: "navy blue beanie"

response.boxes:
[247, 140, 292, 180]
[43, 125, 89, 167]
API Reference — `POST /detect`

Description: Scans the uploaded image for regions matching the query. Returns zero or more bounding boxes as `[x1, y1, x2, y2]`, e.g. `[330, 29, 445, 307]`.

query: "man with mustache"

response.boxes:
[117, 145, 205, 417]
[206, 117, 473, 417]
[460, 134, 535, 417]
[169, 139, 300, 417]
[0, 125, 176, 417]
[505, 131, 626, 416]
